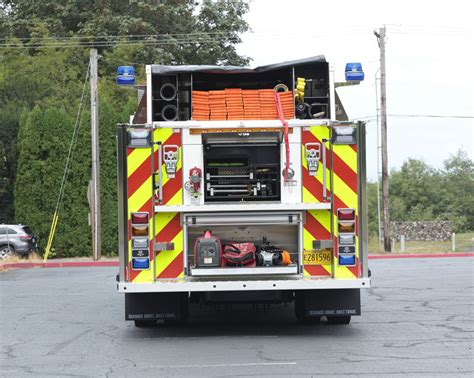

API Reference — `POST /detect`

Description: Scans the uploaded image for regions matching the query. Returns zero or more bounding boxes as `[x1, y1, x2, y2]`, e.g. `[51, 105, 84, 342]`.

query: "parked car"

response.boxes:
[0, 225, 38, 260]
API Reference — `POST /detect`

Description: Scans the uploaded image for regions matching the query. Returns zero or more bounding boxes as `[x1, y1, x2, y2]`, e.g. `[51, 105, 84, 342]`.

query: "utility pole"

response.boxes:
[90, 48, 101, 260]
[374, 26, 391, 252]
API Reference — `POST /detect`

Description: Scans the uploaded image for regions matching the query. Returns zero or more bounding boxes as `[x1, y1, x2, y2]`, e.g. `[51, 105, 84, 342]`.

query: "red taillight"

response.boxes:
[338, 208, 355, 221]
[131, 212, 149, 224]
[19, 235, 32, 240]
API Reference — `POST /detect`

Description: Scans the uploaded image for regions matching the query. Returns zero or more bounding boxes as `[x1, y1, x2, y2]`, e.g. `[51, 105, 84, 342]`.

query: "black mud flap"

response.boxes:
[295, 289, 361, 318]
[125, 292, 188, 321]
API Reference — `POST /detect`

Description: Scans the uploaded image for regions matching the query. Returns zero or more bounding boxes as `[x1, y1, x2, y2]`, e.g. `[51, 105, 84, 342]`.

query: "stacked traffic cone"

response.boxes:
[242, 89, 261, 120]
[225, 88, 244, 120]
[209, 90, 227, 120]
[191, 90, 209, 121]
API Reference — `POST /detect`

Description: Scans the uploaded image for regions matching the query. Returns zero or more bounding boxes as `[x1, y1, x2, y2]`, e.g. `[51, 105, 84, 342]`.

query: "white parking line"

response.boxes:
[165, 362, 297, 368]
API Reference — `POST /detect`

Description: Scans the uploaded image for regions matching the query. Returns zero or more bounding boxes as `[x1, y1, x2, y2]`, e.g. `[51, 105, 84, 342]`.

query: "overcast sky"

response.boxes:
[236, 0, 474, 181]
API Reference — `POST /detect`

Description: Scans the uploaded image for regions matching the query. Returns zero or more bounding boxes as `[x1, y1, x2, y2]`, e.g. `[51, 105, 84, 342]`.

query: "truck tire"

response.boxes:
[327, 316, 351, 325]
[134, 320, 157, 328]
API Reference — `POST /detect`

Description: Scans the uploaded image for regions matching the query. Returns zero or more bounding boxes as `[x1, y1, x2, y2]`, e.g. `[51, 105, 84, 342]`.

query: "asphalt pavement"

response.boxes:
[1, 257, 473, 377]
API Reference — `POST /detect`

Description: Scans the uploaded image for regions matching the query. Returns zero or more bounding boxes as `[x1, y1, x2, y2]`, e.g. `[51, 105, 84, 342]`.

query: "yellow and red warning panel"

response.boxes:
[153, 128, 184, 281]
[302, 125, 360, 279]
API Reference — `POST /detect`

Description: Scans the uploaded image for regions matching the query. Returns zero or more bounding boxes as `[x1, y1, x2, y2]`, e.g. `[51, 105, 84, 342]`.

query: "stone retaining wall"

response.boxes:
[389, 221, 452, 241]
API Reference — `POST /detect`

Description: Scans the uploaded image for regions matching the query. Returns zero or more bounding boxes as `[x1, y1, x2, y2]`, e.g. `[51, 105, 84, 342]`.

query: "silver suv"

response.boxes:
[0, 225, 38, 260]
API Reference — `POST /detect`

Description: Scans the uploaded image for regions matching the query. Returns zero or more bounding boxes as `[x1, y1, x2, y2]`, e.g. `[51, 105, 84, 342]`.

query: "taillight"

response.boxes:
[132, 238, 149, 248]
[339, 234, 355, 245]
[130, 212, 150, 270]
[338, 221, 355, 233]
[131, 225, 148, 237]
[337, 208, 356, 267]
[131, 212, 149, 224]
[19, 235, 32, 240]
[337, 208, 355, 220]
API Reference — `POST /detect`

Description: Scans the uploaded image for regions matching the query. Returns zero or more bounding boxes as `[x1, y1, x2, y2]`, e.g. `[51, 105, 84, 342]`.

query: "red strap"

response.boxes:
[275, 92, 290, 182]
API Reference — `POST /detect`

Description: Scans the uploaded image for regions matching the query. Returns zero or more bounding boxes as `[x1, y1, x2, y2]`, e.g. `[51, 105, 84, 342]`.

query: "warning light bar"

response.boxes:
[131, 212, 149, 224]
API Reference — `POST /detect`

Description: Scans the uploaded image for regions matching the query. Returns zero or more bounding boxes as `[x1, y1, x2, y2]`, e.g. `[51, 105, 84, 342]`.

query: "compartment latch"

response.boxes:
[304, 143, 321, 176]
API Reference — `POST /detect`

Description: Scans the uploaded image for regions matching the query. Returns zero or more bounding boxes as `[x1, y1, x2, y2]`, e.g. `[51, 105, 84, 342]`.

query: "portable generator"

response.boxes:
[194, 230, 222, 267]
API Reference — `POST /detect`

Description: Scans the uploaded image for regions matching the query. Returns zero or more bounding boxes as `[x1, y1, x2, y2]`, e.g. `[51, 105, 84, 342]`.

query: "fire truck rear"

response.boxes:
[116, 56, 370, 327]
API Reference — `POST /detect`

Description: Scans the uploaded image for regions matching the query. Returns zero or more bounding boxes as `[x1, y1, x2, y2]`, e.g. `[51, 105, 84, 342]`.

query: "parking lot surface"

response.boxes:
[1, 257, 473, 377]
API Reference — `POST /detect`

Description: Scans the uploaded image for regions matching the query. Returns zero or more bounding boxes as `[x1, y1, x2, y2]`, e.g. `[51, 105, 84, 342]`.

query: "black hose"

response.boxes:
[161, 104, 178, 121]
[160, 83, 177, 101]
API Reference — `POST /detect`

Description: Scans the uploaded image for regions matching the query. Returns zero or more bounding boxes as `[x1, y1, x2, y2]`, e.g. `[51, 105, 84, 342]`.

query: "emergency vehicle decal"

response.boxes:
[302, 126, 359, 279]
[332, 142, 360, 279]
[303, 209, 332, 276]
[154, 212, 184, 279]
[126, 145, 154, 283]
[153, 128, 184, 280]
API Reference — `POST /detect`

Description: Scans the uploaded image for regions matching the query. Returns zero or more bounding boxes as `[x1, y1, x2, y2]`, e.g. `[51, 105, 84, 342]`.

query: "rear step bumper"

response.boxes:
[118, 277, 370, 293]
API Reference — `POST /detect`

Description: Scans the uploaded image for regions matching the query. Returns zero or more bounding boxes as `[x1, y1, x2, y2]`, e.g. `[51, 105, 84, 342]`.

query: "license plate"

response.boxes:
[303, 249, 333, 265]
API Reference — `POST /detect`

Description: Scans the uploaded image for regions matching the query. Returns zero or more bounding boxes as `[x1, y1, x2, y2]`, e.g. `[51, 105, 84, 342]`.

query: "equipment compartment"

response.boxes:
[203, 133, 281, 202]
[183, 212, 302, 276]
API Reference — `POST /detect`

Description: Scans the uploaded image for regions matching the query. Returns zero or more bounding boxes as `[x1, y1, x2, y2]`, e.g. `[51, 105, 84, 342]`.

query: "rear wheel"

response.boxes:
[327, 316, 351, 325]
[134, 320, 157, 328]
[0, 245, 14, 260]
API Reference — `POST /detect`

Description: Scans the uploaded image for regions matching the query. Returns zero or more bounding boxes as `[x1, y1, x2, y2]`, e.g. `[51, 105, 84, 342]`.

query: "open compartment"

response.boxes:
[203, 132, 281, 202]
[183, 212, 302, 277]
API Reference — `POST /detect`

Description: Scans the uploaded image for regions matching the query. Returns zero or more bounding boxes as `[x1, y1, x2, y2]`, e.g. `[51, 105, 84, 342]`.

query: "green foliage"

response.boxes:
[0, 0, 251, 258]
[14, 107, 72, 250]
[441, 150, 474, 231]
[367, 152, 474, 236]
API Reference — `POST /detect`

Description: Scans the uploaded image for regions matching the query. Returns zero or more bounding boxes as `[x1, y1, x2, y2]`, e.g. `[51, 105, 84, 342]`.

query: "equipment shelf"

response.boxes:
[190, 265, 299, 277]
[154, 202, 331, 213]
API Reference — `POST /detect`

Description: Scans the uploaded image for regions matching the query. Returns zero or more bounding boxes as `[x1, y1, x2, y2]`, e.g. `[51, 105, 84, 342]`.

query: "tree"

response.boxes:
[441, 150, 474, 231]
[1, 0, 251, 67]
[14, 107, 72, 250]
[389, 159, 442, 221]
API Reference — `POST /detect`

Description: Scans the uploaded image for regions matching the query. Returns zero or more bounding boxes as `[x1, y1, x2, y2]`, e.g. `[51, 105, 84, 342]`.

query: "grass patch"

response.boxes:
[368, 232, 474, 254]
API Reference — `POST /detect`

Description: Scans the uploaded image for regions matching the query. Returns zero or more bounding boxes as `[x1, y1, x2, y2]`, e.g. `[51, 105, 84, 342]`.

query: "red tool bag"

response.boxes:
[221, 242, 257, 267]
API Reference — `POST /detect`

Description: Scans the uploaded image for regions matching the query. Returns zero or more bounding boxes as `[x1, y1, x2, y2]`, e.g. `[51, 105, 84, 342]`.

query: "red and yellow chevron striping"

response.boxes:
[302, 126, 360, 279]
[126, 127, 184, 283]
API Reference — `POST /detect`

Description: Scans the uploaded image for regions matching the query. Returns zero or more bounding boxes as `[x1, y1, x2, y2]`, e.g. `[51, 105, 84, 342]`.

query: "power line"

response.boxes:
[389, 114, 474, 119]
[0, 29, 373, 49]
[0, 31, 243, 43]
[354, 114, 474, 121]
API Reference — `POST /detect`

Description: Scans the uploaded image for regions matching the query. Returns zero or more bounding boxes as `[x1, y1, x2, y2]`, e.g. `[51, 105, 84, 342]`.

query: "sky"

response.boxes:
[236, 0, 474, 181]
